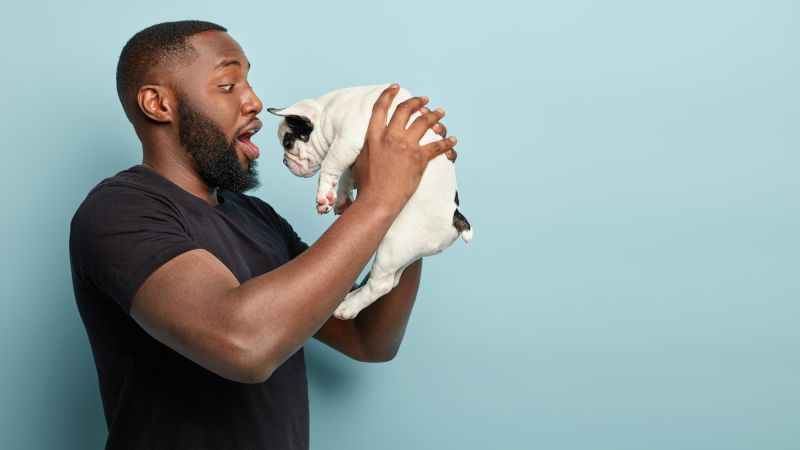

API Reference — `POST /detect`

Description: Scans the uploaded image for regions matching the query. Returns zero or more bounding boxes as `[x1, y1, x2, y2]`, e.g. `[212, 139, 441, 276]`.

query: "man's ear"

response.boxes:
[137, 85, 175, 123]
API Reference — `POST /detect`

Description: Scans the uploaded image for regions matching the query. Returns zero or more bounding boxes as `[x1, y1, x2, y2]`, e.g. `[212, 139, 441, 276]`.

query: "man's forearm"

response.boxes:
[310, 258, 421, 362]
[226, 195, 404, 380]
[352, 259, 422, 361]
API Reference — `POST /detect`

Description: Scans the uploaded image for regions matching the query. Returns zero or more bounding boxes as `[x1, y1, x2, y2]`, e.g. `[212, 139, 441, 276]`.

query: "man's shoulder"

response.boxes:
[71, 165, 179, 229]
[84, 165, 168, 200]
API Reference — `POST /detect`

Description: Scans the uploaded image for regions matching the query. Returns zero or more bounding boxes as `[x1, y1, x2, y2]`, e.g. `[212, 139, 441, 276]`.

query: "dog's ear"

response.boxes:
[268, 101, 320, 141]
[267, 100, 320, 125]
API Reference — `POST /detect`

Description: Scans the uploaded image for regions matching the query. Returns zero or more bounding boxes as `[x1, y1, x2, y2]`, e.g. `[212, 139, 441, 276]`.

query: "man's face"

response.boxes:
[177, 93, 259, 193]
[174, 31, 264, 193]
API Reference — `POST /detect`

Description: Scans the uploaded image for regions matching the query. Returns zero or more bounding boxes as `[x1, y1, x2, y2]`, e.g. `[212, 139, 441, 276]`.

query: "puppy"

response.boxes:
[268, 84, 472, 319]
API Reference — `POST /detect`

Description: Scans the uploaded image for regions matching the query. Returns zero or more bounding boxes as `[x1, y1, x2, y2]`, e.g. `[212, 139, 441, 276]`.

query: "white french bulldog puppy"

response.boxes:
[268, 84, 472, 319]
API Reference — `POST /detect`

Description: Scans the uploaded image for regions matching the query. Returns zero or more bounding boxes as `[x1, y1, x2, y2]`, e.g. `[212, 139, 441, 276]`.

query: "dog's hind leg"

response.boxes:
[334, 236, 418, 320]
[335, 269, 396, 320]
[333, 168, 354, 215]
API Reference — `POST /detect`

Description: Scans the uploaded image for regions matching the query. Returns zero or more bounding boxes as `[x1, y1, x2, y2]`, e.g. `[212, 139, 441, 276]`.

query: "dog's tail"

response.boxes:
[453, 191, 473, 243]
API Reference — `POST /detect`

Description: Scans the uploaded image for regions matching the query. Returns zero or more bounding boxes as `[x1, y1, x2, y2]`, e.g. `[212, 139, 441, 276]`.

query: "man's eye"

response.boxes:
[219, 84, 235, 92]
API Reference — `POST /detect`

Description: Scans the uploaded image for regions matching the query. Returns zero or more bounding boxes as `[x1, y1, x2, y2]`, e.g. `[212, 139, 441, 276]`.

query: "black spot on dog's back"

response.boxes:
[452, 190, 470, 233]
[453, 209, 470, 234]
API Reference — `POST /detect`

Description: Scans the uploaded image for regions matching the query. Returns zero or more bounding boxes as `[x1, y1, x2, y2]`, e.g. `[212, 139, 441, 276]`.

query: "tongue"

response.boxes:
[237, 134, 260, 160]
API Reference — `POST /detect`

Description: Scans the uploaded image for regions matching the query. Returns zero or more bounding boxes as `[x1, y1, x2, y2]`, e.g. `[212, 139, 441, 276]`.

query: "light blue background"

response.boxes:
[1, 1, 798, 449]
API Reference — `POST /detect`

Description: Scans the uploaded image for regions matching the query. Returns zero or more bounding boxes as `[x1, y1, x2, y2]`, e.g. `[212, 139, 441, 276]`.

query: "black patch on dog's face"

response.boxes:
[282, 133, 296, 149]
[287, 115, 313, 140]
[281, 114, 314, 150]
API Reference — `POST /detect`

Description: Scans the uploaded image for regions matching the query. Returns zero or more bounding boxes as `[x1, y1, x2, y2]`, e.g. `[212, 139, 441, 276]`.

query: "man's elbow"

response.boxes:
[368, 351, 397, 363]
[235, 368, 275, 385]
[356, 346, 400, 363]
[225, 353, 276, 384]
[227, 348, 272, 383]
[218, 334, 277, 384]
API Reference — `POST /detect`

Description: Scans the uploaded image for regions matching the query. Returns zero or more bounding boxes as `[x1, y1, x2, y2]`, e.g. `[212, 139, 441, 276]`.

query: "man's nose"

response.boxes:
[242, 88, 263, 116]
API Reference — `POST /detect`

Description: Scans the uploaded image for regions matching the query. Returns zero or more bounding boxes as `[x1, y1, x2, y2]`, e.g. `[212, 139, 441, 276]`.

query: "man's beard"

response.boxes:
[177, 94, 260, 193]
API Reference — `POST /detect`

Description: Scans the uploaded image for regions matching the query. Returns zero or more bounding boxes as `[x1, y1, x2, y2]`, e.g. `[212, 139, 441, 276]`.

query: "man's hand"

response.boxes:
[434, 122, 458, 162]
[350, 84, 457, 214]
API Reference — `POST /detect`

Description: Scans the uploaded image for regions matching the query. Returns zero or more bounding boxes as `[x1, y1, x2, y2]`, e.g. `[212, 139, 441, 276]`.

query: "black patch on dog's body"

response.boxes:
[453, 209, 470, 234]
[452, 190, 471, 234]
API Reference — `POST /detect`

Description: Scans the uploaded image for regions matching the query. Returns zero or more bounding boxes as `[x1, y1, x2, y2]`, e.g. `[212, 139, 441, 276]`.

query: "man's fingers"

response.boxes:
[369, 84, 401, 131]
[434, 122, 447, 138]
[407, 108, 445, 139]
[387, 95, 429, 131]
[421, 136, 457, 160]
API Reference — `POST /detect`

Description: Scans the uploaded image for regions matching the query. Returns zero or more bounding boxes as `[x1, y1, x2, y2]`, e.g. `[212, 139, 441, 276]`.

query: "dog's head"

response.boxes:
[267, 101, 322, 177]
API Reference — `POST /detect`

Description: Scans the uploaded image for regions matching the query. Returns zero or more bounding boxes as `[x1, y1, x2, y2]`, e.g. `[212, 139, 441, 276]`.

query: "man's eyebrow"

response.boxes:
[215, 59, 251, 70]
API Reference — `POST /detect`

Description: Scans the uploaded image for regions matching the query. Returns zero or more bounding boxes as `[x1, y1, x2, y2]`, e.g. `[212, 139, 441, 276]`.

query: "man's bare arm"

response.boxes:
[313, 258, 422, 361]
[130, 86, 457, 383]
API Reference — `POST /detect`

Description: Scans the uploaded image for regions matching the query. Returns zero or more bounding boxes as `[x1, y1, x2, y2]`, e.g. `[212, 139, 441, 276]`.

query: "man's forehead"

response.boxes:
[189, 30, 250, 68]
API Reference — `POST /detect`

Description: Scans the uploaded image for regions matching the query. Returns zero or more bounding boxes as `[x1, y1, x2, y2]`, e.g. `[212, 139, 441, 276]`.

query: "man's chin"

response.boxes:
[200, 161, 261, 193]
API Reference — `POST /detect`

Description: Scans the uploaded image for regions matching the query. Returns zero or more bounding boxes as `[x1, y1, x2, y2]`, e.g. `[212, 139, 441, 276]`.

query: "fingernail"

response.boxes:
[390, 83, 399, 89]
[449, 136, 457, 143]
[421, 96, 429, 103]
[435, 108, 445, 114]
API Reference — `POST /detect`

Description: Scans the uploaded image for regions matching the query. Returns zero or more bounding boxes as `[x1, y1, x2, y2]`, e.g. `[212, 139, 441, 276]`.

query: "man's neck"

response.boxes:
[141, 156, 219, 206]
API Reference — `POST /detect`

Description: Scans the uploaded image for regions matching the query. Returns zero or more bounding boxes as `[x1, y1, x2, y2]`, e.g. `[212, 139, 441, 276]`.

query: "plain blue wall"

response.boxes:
[1, 1, 798, 449]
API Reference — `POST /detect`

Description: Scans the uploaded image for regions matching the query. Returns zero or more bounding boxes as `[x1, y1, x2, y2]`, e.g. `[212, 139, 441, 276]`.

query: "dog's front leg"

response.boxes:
[316, 140, 357, 214]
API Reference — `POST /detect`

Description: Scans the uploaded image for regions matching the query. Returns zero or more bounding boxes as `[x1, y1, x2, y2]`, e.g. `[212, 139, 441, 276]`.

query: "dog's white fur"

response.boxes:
[269, 84, 472, 319]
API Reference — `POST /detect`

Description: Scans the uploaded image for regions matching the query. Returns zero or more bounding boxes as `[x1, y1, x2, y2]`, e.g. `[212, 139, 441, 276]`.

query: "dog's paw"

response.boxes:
[333, 195, 353, 215]
[316, 197, 332, 214]
[315, 185, 337, 214]
[334, 302, 360, 320]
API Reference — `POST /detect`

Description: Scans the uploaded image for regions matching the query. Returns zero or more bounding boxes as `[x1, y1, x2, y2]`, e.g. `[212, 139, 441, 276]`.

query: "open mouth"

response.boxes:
[237, 121, 262, 160]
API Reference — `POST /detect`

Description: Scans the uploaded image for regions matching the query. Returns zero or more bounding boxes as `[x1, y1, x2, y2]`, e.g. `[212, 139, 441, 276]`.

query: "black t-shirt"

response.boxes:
[69, 165, 310, 450]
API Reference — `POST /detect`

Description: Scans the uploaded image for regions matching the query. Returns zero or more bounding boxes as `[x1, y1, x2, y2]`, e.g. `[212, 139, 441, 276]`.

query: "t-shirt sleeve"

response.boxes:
[247, 195, 310, 259]
[69, 184, 201, 314]
[277, 212, 309, 259]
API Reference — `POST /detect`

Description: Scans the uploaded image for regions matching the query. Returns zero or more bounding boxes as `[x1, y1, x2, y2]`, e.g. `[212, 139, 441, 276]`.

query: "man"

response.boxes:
[69, 20, 456, 449]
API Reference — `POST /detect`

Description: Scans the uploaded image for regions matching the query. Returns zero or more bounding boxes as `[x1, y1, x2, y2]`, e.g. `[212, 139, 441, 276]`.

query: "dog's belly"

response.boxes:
[389, 153, 460, 255]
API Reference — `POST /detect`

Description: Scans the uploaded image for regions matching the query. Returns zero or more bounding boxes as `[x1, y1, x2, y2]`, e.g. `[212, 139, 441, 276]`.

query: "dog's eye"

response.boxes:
[283, 135, 294, 149]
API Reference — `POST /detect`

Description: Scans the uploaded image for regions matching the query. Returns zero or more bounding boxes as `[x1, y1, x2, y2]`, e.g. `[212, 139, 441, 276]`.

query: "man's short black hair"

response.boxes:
[116, 20, 227, 122]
